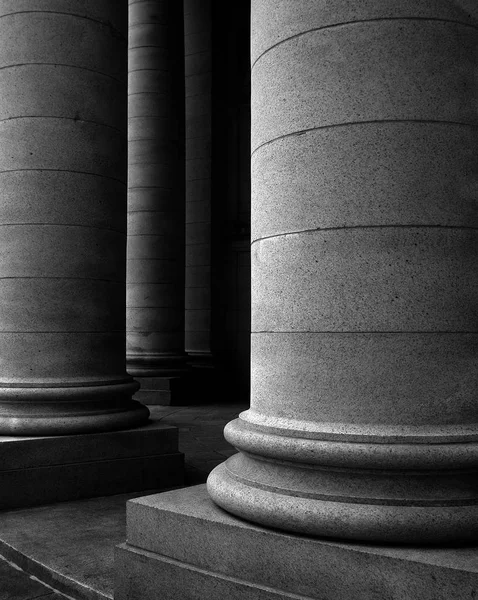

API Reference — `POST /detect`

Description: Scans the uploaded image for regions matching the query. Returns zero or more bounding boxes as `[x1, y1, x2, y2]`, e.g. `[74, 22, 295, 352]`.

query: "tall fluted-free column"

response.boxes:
[184, 0, 214, 369]
[209, 0, 478, 543]
[127, 0, 186, 397]
[0, 0, 149, 435]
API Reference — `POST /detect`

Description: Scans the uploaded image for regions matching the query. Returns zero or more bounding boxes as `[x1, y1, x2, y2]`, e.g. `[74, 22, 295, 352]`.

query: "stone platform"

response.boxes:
[0, 404, 243, 599]
[116, 485, 478, 600]
[0, 416, 184, 509]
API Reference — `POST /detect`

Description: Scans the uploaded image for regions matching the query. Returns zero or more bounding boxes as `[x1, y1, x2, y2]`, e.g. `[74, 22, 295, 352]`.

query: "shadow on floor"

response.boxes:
[0, 404, 246, 600]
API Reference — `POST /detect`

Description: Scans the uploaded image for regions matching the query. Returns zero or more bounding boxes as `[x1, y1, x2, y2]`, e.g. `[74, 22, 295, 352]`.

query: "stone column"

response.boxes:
[208, 0, 478, 543]
[127, 0, 186, 402]
[184, 0, 214, 369]
[0, 0, 149, 435]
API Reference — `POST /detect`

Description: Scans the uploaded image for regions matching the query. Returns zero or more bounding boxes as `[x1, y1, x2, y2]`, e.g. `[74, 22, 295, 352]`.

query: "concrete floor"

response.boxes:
[0, 404, 245, 600]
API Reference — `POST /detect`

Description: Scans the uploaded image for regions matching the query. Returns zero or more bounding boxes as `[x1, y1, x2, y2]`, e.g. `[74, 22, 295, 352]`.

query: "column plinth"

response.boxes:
[0, 0, 149, 435]
[208, 0, 478, 543]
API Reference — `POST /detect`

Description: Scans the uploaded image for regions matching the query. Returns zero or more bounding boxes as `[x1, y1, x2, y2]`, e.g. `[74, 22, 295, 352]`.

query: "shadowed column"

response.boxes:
[184, 0, 214, 369]
[0, 0, 149, 435]
[127, 0, 186, 396]
[208, 0, 478, 543]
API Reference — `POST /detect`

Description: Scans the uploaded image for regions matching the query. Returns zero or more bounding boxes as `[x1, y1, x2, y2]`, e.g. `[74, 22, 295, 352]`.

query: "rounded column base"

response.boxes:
[208, 459, 478, 544]
[127, 353, 187, 377]
[207, 416, 478, 544]
[0, 379, 150, 436]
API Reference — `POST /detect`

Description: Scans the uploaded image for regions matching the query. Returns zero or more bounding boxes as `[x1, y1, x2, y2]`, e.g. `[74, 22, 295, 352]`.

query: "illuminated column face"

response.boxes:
[208, 0, 478, 543]
[184, 0, 213, 367]
[0, 0, 149, 435]
[127, 0, 186, 378]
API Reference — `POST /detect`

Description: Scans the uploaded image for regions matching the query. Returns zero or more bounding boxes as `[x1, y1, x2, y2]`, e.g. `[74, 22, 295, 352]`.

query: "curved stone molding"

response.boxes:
[208, 457, 478, 544]
[208, 0, 478, 542]
[127, 0, 186, 378]
[0, 0, 149, 435]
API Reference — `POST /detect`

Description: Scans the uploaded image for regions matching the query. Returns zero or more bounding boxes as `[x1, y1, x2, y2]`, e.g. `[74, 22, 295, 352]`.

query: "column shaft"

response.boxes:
[127, 0, 185, 377]
[184, 0, 214, 367]
[208, 0, 478, 543]
[0, 0, 149, 435]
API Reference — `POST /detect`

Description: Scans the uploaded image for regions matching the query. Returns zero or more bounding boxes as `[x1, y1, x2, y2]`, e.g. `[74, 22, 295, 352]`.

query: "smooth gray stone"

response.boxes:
[115, 485, 478, 600]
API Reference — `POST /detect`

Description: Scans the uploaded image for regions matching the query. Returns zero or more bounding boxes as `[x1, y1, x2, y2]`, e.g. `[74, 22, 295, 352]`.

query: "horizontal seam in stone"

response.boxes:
[128, 235, 174, 239]
[185, 50, 211, 58]
[129, 45, 169, 51]
[0, 115, 124, 135]
[128, 138, 169, 143]
[0, 330, 124, 333]
[250, 331, 478, 335]
[128, 68, 170, 74]
[0, 10, 126, 37]
[251, 119, 478, 158]
[2, 453, 179, 472]
[0, 62, 123, 84]
[128, 210, 178, 214]
[28, 593, 55, 600]
[0, 223, 124, 234]
[129, 22, 168, 28]
[251, 16, 478, 70]
[128, 187, 173, 191]
[129, 115, 168, 120]
[0, 169, 125, 186]
[121, 544, 311, 600]
[0, 277, 124, 283]
[224, 463, 478, 506]
[252, 224, 478, 245]
[128, 91, 169, 96]
[128, 161, 177, 167]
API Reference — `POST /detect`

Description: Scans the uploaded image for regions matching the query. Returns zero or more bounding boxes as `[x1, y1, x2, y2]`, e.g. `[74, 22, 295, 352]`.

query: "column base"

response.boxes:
[0, 418, 184, 509]
[127, 353, 187, 377]
[206, 415, 478, 544]
[115, 485, 478, 600]
[0, 379, 150, 436]
[186, 351, 215, 370]
[133, 376, 187, 406]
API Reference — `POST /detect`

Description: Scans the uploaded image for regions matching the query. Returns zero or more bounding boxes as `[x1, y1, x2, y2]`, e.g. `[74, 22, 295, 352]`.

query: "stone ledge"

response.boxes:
[0, 421, 184, 509]
[115, 543, 301, 600]
[116, 484, 478, 600]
